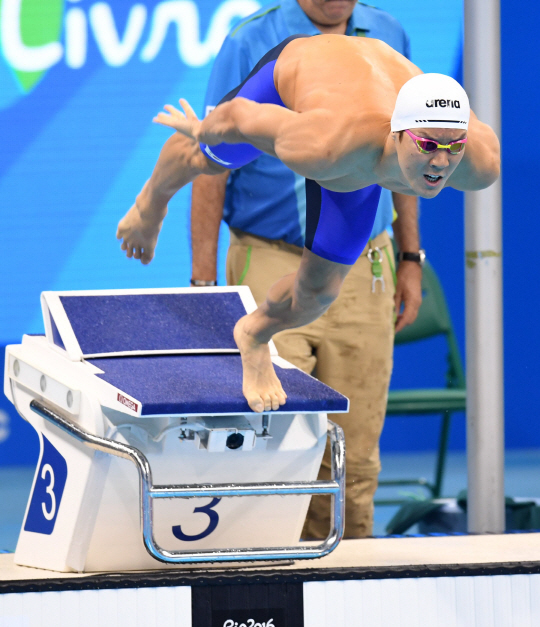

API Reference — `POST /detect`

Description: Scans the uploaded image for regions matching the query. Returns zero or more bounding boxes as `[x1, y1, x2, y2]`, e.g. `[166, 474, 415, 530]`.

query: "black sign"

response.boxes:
[192, 582, 304, 627]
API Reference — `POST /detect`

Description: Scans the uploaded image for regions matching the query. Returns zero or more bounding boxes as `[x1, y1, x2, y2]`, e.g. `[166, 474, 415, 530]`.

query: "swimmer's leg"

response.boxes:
[234, 249, 352, 412]
[234, 181, 381, 412]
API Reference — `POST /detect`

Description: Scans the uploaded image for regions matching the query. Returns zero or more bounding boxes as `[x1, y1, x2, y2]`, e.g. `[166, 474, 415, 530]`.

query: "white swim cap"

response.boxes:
[391, 73, 470, 132]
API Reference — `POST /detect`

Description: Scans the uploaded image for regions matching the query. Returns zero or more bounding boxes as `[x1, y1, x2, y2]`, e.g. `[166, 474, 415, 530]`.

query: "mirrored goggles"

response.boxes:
[405, 129, 468, 155]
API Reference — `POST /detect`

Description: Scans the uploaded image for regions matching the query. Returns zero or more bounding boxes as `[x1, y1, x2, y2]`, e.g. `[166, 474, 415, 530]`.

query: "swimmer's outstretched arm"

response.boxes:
[447, 112, 501, 191]
[155, 98, 351, 181]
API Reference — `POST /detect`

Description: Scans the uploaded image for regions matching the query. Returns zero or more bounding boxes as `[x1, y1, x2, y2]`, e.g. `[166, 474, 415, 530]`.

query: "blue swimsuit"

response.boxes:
[200, 35, 382, 266]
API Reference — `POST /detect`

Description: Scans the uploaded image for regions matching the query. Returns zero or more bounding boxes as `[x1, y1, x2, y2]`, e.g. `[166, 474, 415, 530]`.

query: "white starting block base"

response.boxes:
[2, 533, 540, 626]
[4, 288, 349, 572]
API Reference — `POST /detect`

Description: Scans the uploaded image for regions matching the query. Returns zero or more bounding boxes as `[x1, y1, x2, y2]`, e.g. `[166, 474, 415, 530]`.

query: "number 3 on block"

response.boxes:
[24, 436, 68, 535]
[172, 497, 221, 541]
[40, 463, 56, 521]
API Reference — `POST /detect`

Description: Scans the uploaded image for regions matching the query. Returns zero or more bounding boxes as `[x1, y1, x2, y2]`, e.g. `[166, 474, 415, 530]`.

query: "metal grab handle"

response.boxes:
[30, 400, 345, 564]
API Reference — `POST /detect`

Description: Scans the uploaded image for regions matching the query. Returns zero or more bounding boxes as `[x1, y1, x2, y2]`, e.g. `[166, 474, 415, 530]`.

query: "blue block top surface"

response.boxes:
[60, 293, 246, 355]
[88, 354, 348, 415]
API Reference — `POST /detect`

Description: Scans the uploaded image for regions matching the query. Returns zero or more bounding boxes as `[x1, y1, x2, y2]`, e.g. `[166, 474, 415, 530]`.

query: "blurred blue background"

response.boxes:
[0, 0, 537, 465]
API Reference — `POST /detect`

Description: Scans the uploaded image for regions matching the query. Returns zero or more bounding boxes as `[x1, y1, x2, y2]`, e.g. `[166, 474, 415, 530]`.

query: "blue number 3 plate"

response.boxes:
[24, 436, 68, 535]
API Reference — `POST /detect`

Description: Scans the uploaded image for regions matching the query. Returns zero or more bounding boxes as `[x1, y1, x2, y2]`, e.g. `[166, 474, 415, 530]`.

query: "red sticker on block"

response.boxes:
[117, 393, 138, 412]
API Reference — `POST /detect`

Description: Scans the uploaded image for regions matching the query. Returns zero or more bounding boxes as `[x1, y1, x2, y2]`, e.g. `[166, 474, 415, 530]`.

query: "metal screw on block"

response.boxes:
[66, 390, 73, 408]
[40, 375, 47, 392]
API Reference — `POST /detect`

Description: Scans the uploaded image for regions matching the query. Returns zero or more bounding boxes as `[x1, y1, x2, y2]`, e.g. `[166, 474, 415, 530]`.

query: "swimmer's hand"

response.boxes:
[154, 98, 245, 147]
[116, 201, 165, 265]
[154, 99, 202, 141]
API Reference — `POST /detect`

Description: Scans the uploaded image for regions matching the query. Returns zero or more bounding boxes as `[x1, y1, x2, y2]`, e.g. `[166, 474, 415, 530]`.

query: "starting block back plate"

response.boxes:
[41, 288, 263, 360]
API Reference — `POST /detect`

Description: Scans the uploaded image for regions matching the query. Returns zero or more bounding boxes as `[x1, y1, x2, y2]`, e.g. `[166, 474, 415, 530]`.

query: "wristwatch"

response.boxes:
[396, 249, 426, 266]
[190, 279, 217, 287]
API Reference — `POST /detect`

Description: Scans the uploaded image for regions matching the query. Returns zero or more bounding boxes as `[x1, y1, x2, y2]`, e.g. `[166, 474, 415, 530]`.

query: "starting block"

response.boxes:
[3, 287, 348, 572]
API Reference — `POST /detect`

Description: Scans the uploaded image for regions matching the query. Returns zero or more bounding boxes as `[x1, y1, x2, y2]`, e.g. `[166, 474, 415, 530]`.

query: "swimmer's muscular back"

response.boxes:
[272, 36, 420, 188]
[275, 36, 418, 112]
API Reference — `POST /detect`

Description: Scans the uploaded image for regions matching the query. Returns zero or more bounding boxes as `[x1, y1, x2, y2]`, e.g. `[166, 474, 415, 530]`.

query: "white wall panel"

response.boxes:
[454, 576, 475, 627]
[356, 578, 383, 627]
[493, 575, 513, 627]
[304, 575, 540, 627]
[529, 573, 540, 623]
[0, 586, 191, 627]
[436, 576, 458, 627]
[510, 575, 532, 627]
[417, 577, 439, 625]
[473, 575, 495, 627]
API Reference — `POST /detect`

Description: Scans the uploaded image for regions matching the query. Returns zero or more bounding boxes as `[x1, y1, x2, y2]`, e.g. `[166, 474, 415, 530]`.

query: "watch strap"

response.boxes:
[190, 279, 217, 287]
[397, 250, 426, 265]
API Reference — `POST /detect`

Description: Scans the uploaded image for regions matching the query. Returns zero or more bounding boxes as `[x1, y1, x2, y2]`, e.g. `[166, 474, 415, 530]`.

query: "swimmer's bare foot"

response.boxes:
[234, 315, 288, 413]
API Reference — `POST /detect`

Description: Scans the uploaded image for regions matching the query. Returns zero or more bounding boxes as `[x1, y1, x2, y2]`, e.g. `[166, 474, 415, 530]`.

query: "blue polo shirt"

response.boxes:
[203, 0, 411, 247]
